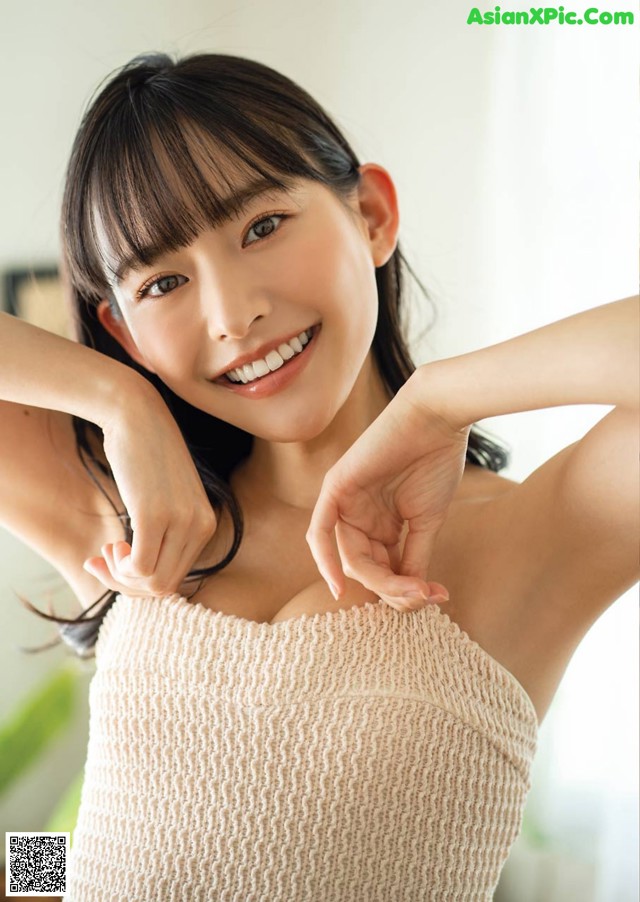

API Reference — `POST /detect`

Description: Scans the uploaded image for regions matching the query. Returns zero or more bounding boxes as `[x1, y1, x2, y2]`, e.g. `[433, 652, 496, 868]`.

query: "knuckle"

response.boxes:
[198, 509, 217, 531]
[342, 562, 357, 579]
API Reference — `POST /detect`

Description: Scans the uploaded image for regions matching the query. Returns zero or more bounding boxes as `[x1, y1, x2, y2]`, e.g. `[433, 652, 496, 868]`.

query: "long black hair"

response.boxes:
[23, 51, 509, 657]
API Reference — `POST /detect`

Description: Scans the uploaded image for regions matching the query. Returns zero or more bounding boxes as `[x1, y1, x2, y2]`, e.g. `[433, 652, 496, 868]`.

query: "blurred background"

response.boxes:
[0, 1, 637, 900]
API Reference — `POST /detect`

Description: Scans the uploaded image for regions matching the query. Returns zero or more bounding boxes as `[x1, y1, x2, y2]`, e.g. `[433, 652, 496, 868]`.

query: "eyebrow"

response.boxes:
[112, 177, 293, 284]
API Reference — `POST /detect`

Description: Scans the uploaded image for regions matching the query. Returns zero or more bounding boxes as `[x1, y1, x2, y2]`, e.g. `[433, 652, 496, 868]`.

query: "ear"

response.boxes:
[96, 298, 157, 374]
[354, 164, 400, 268]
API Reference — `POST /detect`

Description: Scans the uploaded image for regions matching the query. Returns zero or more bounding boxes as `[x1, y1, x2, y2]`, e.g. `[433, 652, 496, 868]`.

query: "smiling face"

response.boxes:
[96, 164, 400, 444]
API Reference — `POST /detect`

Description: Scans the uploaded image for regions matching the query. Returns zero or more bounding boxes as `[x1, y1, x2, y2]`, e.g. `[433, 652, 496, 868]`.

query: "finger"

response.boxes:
[82, 556, 130, 596]
[89, 554, 173, 598]
[397, 525, 441, 589]
[365, 540, 426, 612]
[109, 534, 188, 597]
[399, 525, 450, 600]
[138, 531, 203, 596]
[112, 541, 132, 571]
[369, 537, 392, 568]
[334, 520, 435, 600]
[102, 544, 153, 594]
[305, 489, 345, 597]
[125, 520, 167, 577]
[84, 549, 165, 599]
[90, 543, 163, 598]
[114, 511, 213, 596]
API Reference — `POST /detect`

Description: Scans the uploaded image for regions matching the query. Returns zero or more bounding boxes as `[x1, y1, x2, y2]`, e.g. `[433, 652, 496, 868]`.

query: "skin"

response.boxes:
[96, 164, 401, 514]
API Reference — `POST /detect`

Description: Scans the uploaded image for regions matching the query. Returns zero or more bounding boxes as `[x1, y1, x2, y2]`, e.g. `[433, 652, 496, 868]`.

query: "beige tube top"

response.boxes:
[65, 593, 538, 901]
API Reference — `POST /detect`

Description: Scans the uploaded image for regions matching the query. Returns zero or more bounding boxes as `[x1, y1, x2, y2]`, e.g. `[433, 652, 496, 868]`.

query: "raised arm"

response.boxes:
[306, 296, 639, 629]
[0, 310, 147, 583]
[416, 296, 639, 426]
[0, 310, 141, 421]
[0, 312, 217, 601]
[412, 295, 639, 627]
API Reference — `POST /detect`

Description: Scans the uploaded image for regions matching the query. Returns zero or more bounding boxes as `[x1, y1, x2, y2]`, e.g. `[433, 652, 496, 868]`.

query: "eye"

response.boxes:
[136, 273, 188, 301]
[133, 214, 288, 301]
[243, 213, 288, 247]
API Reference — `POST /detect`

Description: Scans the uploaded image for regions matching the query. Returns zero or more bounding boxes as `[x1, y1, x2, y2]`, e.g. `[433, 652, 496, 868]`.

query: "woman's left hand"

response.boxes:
[305, 371, 471, 612]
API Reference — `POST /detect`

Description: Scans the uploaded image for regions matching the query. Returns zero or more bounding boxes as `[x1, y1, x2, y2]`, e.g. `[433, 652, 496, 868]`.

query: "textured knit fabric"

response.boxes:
[65, 593, 539, 902]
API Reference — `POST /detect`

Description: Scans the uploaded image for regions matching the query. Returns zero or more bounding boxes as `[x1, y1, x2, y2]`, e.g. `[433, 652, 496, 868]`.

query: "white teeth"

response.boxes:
[278, 342, 295, 361]
[224, 327, 314, 384]
[265, 350, 285, 372]
[252, 358, 270, 378]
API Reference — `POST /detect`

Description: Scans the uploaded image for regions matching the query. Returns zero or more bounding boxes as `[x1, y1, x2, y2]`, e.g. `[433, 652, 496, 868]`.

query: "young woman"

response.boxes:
[1, 52, 637, 901]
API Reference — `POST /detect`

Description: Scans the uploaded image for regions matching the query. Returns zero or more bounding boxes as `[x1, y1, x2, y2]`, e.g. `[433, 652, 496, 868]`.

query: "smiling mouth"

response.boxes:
[214, 323, 321, 386]
[211, 322, 321, 396]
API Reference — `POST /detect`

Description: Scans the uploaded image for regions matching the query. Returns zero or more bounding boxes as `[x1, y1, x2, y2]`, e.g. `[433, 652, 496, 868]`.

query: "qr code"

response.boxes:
[5, 832, 69, 897]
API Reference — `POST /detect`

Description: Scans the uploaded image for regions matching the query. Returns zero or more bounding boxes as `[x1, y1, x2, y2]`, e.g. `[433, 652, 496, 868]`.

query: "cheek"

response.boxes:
[298, 227, 379, 333]
[135, 321, 197, 382]
[331, 243, 380, 354]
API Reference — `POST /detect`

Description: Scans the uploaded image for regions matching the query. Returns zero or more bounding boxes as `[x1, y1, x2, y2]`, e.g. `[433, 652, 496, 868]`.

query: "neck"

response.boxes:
[231, 356, 395, 512]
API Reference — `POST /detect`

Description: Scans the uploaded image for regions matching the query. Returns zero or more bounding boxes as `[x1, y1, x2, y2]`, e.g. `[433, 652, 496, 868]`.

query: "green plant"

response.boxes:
[0, 661, 84, 839]
[44, 769, 84, 843]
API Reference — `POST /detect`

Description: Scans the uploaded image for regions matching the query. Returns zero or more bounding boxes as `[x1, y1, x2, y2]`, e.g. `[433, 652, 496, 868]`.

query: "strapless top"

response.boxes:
[65, 593, 538, 901]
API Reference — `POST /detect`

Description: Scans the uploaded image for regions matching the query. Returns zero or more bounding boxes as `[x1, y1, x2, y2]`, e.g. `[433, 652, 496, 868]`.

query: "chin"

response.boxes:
[251, 418, 333, 444]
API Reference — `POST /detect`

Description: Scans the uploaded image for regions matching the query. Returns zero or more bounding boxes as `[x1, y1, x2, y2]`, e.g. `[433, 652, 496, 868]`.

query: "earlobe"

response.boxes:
[356, 164, 400, 268]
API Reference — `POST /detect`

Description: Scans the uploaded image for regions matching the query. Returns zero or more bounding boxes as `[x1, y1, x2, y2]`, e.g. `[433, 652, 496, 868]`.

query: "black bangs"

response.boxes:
[83, 116, 306, 293]
[64, 57, 361, 302]
[69, 88, 350, 294]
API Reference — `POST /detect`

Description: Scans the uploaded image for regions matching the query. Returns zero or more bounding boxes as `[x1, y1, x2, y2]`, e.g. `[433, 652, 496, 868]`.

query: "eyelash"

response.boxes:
[134, 212, 290, 301]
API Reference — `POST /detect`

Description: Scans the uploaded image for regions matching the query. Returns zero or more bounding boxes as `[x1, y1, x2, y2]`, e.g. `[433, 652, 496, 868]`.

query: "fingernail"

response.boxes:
[428, 593, 450, 604]
[402, 590, 428, 601]
[329, 582, 340, 601]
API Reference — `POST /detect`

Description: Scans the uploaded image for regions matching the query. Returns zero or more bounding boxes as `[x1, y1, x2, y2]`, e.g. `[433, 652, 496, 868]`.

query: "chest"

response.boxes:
[71, 466, 563, 726]
[184, 499, 491, 645]
[185, 503, 385, 624]
[187, 500, 570, 727]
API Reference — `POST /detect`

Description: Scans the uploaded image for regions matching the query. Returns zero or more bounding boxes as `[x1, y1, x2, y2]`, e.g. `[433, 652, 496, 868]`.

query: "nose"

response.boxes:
[217, 312, 265, 341]
[199, 261, 273, 341]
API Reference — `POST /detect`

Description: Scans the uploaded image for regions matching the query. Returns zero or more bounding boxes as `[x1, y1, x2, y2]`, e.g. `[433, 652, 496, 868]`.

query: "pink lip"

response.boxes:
[211, 323, 321, 399]
[212, 323, 319, 381]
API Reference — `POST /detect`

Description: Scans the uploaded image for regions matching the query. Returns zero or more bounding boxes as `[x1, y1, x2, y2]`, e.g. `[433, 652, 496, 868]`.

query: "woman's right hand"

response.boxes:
[82, 380, 218, 598]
